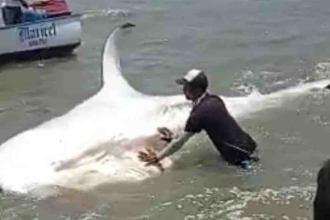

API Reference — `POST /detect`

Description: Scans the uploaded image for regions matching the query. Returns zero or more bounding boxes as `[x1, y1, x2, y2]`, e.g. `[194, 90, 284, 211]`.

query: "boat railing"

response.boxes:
[0, 13, 81, 30]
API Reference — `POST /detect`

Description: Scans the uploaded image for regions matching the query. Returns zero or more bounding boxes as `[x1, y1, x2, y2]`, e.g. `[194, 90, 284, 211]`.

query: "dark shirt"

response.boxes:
[185, 93, 257, 165]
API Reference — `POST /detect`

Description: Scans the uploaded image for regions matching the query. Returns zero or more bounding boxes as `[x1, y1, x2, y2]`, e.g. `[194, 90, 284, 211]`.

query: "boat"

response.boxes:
[0, 0, 81, 63]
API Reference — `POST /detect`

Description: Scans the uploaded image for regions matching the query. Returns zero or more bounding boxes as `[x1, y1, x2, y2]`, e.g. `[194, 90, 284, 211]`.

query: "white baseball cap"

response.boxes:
[176, 69, 208, 89]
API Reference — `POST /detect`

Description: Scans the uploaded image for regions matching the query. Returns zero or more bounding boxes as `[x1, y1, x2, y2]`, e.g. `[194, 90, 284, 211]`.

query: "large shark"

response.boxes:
[0, 23, 329, 194]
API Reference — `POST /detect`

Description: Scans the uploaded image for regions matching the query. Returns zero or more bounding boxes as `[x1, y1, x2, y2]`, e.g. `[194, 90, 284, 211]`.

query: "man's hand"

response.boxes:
[157, 127, 173, 143]
[137, 127, 173, 172]
[138, 148, 159, 165]
[138, 148, 164, 172]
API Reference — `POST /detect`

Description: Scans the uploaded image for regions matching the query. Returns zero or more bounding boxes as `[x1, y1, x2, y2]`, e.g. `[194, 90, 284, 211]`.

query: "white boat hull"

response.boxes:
[0, 14, 81, 60]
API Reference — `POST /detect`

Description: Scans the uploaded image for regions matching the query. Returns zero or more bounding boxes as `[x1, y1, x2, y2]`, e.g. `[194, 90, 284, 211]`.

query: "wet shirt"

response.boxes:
[185, 93, 257, 164]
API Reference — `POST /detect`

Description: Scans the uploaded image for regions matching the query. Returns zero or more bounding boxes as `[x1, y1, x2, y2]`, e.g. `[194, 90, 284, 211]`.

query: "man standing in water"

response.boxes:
[139, 69, 258, 168]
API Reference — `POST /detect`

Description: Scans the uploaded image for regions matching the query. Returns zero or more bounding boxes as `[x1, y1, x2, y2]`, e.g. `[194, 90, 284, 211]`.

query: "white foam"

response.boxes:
[81, 9, 131, 20]
[0, 26, 329, 194]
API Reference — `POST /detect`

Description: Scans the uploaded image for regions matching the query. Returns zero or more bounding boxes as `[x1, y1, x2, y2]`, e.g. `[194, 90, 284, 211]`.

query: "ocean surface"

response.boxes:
[1, 0, 330, 219]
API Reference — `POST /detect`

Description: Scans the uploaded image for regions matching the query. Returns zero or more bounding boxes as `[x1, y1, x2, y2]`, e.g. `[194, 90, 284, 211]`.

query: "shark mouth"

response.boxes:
[0, 24, 329, 194]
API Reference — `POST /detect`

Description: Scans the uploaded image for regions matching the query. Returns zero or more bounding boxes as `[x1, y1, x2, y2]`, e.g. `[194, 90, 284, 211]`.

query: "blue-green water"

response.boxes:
[1, 0, 330, 219]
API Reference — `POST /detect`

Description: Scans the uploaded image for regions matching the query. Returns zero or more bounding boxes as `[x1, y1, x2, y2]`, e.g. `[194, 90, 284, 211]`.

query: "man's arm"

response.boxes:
[157, 132, 194, 161]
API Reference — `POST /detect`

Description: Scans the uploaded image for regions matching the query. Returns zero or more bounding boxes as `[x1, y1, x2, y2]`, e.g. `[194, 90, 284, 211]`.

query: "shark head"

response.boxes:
[0, 24, 191, 193]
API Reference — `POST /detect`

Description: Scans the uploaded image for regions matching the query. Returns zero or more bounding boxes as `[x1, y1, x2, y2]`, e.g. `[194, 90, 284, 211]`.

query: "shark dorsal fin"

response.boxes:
[100, 23, 142, 99]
